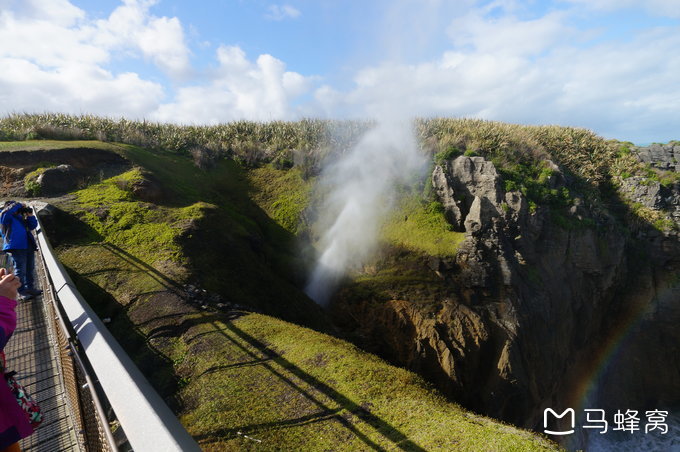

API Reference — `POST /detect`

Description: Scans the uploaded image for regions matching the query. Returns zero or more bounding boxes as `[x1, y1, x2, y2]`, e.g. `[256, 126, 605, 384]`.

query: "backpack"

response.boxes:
[0, 350, 43, 429]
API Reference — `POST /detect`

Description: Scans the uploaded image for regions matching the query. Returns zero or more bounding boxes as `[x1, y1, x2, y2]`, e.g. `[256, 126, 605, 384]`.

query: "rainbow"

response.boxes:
[562, 282, 679, 449]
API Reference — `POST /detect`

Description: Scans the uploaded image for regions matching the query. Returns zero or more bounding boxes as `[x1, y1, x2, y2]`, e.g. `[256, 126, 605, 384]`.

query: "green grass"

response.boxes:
[177, 313, 558, 451]
[0, 139, 124, 152]
[71, 168, 198, 265]
[46, 142, 324, 325]
[382, 198, 465, 257]
[57, 236, 558, 451]
[247, 165, 313, 235]
[6, 135, 557, 450]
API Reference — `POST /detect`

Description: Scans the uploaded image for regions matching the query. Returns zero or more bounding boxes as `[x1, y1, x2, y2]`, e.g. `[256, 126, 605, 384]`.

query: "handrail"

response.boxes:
[33, 229, 118, 451]
[33, 207, 201, 452]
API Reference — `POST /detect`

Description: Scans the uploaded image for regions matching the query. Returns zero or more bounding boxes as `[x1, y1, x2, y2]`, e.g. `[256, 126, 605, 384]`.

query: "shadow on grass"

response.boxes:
[65, 268, 182, 401]
[99, 241, 185, 290]
[191, 316, 428, 452]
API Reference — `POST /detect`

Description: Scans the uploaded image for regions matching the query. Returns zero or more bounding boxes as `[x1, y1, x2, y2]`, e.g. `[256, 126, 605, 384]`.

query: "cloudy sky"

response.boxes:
[1, 0, 679, 143]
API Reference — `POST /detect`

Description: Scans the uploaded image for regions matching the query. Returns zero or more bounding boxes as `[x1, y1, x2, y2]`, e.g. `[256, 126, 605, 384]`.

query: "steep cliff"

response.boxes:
[333, 147, 680, 435]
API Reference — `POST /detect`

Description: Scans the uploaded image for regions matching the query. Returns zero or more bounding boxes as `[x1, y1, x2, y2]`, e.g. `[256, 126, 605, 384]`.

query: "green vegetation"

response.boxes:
[0, 113, 371, 167]
[499, 161, 572, 209]
[247, 166, 312, 235]
[24, 167, 47, 196]
[31, 136, 554, 449]
[72, 168, 191, 264]
[0, 112, 674, 235]
[434, 146, 463, 165]
[1, 114, 675, 449]
[60, 240, 556, 451]
[0, 139, 124, 152]
[382, 199, 465, 257]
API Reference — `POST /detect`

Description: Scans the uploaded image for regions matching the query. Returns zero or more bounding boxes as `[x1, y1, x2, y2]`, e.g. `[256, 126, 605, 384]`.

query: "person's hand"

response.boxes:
[0, 268, 21, 300]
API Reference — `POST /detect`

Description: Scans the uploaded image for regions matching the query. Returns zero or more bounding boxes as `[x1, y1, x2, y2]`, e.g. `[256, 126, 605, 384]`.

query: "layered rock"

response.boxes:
[619, 176, 680, 225]
[335, 152, 680, 435]
[432, 156, 502, 232]
[634, 143, 680, 172]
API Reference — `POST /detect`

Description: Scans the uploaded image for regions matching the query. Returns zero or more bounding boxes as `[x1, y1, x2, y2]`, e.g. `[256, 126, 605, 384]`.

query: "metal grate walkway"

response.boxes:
[1, 207, 201, 452]
[4, 282, 82, 451]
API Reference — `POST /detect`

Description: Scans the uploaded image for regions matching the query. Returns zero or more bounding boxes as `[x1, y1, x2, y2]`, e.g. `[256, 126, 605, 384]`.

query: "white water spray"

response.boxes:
[305, 119, 425, 305]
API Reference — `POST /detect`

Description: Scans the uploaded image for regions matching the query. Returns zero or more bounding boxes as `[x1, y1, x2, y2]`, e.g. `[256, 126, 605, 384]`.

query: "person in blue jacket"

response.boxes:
[0, 202, 41, 301]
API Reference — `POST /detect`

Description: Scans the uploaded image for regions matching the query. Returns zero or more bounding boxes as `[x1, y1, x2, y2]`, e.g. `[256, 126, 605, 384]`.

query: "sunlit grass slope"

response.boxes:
[60, 243, 558, 452]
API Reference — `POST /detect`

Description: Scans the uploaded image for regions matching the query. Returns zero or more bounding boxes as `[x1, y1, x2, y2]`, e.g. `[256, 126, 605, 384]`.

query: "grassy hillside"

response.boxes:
[0, 138, 559, 450]
[4, 114, 675, 450]
[59, 234, 557, 450]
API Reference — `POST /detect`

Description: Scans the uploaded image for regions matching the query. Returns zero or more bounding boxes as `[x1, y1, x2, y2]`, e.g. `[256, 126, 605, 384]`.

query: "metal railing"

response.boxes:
[34, 238, 116, 451]
[32, 204, 200, 452]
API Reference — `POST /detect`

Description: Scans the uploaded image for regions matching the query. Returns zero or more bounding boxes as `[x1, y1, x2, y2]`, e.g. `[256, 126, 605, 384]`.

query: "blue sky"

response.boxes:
[1, 0, 680, 143]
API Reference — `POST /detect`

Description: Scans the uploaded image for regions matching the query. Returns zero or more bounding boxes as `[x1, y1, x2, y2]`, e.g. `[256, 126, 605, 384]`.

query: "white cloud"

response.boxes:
[265, 4, 301, 21]
[0, 0, 193, 118]
[0, 57, 164, 117]
[0, 0, 85, 26]
[0, 7, 108, 67]
[91, 0, 191, 78]
[152, 45, 315, 123]
[447, 10, 574, 57]
[1, 0, 679, 143]
[0, 0, 316, 123]
[314, 7, 680, 142]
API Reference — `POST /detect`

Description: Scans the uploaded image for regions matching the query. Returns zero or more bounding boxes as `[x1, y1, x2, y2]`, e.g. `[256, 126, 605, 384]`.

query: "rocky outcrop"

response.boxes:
[336, 153, 680, 436]
[432, 156, 502, 232]
[36, 164, 80, 195]
[129, 171, 164, 202]
[0, 166, 28, 196]
[634, 143, 680, 172]
[619, 176, 680, 226]
[619, 177, 664, 209]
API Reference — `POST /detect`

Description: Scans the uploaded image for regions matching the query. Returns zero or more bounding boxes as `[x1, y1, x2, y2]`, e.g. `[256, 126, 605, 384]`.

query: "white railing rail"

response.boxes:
[33, 207, 201, 452]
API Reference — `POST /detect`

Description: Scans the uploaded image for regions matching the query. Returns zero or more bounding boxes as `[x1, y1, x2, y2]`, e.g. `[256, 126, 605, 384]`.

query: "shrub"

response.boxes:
[189, 146, 217, 170]
[434, 146, 462, 165]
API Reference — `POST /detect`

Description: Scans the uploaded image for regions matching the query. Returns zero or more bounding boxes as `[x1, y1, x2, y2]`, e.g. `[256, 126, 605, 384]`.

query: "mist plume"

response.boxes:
[305, 119, 425, 305]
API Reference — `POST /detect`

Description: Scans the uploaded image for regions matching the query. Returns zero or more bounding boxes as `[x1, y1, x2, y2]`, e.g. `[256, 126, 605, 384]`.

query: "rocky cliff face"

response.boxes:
[333, 152, 680, 432]
[634, 142, 680, 172]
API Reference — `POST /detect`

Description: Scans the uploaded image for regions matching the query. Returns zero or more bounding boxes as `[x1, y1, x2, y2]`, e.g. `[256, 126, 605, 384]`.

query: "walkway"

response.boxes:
[3, 261, 82, 451]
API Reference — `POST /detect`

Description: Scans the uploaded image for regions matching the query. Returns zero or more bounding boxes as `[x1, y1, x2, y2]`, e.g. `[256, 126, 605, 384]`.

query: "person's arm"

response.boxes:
[0, 269, 20, 350]
[0, 203, 19, 226]
[27, 211, 38, 231]
[0, 203, 19, 225]
[0, 296, 17, 350]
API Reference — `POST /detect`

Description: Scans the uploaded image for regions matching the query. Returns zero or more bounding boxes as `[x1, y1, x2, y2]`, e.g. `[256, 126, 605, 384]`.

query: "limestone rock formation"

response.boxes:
[432, 156, 502, 232]
[337, 151, 680, 436]
[634, 143, 680, 172]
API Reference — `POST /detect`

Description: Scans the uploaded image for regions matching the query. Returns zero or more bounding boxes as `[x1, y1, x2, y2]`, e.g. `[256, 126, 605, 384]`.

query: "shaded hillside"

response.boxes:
[0, 137, 558, 451]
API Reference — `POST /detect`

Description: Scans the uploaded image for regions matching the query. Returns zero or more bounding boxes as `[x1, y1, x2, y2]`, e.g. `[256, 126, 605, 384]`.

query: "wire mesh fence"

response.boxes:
[33, 233, 118, 452]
